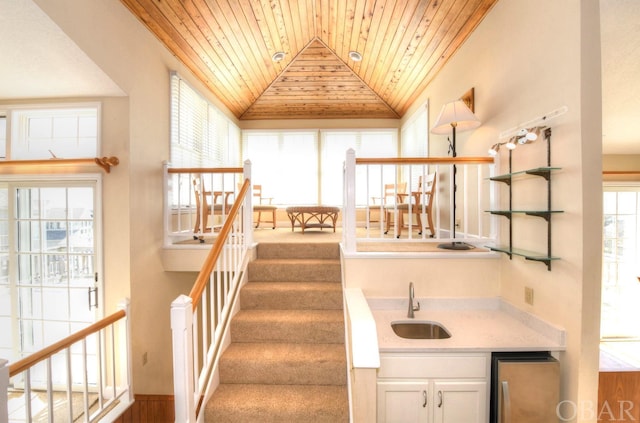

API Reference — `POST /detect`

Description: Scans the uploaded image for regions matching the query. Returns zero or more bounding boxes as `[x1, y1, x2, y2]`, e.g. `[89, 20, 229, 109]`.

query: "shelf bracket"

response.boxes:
[525, 211, 551, 221]
[525, 257, 552, 271]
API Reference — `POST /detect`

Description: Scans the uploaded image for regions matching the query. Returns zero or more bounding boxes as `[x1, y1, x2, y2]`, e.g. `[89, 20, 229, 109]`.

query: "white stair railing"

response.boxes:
[2, 299, 133, 423]
[171, 169, 253, 422]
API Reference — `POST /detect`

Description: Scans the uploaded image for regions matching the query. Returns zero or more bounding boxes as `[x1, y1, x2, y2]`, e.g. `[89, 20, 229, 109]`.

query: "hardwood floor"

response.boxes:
[112, 395, 174, 423]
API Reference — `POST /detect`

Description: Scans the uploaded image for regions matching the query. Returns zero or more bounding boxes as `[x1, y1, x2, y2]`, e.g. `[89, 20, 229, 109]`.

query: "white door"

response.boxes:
[0, 180, 102, 387]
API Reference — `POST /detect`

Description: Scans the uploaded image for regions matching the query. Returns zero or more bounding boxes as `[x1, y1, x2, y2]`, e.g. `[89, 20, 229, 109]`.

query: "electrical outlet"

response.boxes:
[142, 352, 148, 366]
[524, 287, 534, 305]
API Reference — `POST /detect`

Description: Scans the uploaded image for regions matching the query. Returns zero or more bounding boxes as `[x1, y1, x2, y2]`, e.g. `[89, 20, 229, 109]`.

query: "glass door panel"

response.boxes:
[602, 187, 640, 340]
[3, 182, 101, 388]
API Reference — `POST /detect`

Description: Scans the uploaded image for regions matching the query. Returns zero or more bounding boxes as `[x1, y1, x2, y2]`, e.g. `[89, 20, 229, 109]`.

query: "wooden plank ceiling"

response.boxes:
[120, 0, 498, 120]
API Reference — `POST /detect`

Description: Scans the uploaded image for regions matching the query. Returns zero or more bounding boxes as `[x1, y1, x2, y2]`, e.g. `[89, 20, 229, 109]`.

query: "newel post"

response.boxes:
[118, 298, 134, 403]
[171, 295, 196, 423]
[343, 149, 357, 253]
[243, 159, 253, 246]
[0, 358, 8, 422]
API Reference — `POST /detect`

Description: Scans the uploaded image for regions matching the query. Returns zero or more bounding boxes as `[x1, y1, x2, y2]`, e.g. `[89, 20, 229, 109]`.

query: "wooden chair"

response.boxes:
[377, 182, 406, 232]
[193, 176, 232, 237]
[390, 173, 437, 238]
[370, 182, 403, 224]
[251, 184, 277, 229]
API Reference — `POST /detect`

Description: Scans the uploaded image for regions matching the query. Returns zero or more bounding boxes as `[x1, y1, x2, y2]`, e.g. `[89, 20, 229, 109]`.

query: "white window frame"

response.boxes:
[601, 182, 640, 341]
[1, 102, 101, 160]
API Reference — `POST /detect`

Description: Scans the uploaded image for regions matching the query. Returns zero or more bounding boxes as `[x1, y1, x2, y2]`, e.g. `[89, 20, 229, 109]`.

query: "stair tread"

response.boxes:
[251, 258, 340, 264]
[248, 260, 341, 282]
[220, 343, 346, 385]
[222, 342, 346, 362]
[234, 309, 344, 322]
[240, 281, 343, 310]
[243, 281, 342, 288]
[206, 384, 348, 422]
[256, 242, 340, 260]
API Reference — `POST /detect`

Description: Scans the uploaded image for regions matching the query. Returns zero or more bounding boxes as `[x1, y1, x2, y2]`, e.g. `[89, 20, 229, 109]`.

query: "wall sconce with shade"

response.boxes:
[431, 99, 482, 250]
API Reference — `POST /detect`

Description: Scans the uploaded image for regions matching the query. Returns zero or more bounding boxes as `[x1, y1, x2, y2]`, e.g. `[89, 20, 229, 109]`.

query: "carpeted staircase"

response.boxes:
[205, 242, 349, 422]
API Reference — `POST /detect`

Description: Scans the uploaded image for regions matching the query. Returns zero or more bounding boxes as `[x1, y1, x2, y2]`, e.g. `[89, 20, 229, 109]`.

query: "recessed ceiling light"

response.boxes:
[348, 51, 362, 62]
[271, 51, 286, 62]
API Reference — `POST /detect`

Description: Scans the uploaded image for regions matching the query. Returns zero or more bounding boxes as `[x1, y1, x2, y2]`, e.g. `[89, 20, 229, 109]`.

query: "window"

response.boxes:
[242, 129, 399, 206]
[242, 131, 319, 205]
[8, 105, 99, 160]
[170, 72, 240, 168]
[601, 184, 640, 340]
[321, 130, 398, 205]
[401, 103, 429, 190]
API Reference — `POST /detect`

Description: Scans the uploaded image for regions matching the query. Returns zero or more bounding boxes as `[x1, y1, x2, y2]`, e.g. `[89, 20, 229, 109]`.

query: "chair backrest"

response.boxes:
[253, 184, 264, 201]
[383, 182, 407, 204]
[417, 173, 436, 208]
[193, 175, 206, 208]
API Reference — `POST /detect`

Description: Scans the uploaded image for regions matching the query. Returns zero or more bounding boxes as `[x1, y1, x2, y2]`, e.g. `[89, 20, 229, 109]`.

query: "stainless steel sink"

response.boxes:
[391, 321, 451, 339]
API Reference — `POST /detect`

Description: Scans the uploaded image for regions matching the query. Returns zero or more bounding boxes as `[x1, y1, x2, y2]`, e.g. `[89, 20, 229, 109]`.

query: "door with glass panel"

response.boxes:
[601, 185, 640, 341]
[0, 181, 102, 387]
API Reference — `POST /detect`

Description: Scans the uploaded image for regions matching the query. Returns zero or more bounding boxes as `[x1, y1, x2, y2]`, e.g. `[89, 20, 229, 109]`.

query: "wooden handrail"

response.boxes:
[168, 167, 244, 174]
[603, 171, 640, 175]
[355, 156, 494, 165]
[8, 309, 127, 376]
[0, 156, 119, 173]
[188, 178, 250, 309]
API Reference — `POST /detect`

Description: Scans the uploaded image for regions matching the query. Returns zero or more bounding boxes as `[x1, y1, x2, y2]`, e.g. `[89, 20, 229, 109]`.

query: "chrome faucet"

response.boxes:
[408, 282, 420, 318]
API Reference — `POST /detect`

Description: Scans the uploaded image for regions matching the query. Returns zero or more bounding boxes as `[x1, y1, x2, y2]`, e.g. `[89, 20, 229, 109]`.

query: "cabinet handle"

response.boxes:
[437, 390, 443, 408]
[501, 380, 511, 423]
[422, 390, 427, 408]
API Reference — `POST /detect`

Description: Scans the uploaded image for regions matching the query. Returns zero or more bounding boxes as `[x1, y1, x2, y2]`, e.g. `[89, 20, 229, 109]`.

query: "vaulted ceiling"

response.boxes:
[119, 0, 498, 120]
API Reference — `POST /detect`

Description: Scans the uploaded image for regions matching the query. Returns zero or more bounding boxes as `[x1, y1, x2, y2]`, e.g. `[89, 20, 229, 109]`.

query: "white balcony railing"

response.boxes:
[342, 149, 497, 253]
[1, 299, 133, 423]
[163, 162, 247, 247]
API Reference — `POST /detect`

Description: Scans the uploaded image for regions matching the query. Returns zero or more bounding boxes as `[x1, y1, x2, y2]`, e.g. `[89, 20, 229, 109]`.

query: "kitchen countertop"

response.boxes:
[369, 297, 566, 354]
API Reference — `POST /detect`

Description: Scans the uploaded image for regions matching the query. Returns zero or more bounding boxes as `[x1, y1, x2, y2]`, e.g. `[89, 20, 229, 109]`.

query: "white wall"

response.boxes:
[32, 0, 234, 394]
[401, 0, 602, 419]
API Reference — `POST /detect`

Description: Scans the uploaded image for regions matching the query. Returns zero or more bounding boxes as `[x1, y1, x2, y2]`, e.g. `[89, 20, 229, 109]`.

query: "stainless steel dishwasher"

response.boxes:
[490, 351, 560, 423]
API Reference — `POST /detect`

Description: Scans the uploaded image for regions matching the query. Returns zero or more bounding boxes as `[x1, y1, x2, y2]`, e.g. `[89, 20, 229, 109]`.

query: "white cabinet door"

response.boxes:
[377, 381, 430, 423]
[432, 380, 487, 423]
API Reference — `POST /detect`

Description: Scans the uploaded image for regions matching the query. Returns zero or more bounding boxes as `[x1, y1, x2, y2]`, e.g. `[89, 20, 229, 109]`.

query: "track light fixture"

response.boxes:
[488, 139, 515, 156]
[488, 143, 502, 156]
[498, 106, 568, 139]
[489, 127, 547, 156]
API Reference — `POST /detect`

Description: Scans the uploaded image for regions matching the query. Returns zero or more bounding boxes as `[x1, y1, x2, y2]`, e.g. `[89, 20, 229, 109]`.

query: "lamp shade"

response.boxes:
[431, 100, 481, 134]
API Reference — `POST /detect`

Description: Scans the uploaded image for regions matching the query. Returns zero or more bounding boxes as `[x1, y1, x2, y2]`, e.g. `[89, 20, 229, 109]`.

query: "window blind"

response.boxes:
[170, 73, 240, 167]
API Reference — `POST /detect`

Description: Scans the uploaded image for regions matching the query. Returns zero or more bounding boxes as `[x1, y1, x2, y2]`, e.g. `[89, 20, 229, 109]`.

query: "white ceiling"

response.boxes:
[0, 0, 124, 100]
[0, 0, 637, 154]
[600, 0, 640, 154]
